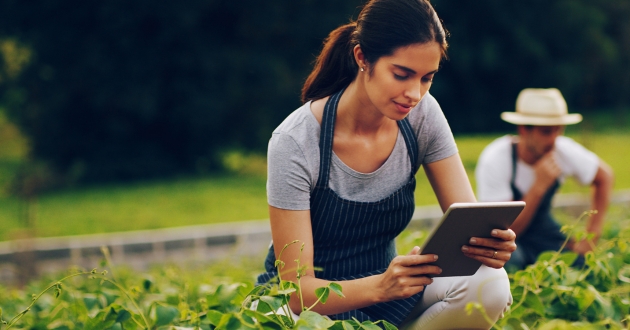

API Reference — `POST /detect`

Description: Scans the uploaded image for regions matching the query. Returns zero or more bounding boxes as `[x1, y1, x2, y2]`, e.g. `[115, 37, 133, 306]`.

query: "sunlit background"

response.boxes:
[0, 0, 629, 284]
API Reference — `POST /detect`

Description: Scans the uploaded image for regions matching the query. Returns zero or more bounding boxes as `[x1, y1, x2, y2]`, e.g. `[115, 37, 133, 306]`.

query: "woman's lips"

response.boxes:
[394, 101, 413, 114]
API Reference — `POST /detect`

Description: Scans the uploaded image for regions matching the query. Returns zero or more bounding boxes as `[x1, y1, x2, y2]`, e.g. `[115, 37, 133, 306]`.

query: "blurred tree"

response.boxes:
[0, 0, 628, 183]
[0, 0, 363, 182]
[431, 0, 630, 132]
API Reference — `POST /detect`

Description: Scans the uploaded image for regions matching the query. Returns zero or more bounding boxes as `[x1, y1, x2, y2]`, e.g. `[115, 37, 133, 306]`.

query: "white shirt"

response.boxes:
[475, 135, 600, 202]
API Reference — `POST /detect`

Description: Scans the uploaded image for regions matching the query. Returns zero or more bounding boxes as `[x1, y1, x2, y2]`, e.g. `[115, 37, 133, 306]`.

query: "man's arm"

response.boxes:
[572, 160, 614, 254]
[510, 152, 561, 235]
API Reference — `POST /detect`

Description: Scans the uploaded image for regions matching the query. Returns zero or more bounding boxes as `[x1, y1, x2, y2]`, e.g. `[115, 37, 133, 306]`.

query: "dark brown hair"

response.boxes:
[301, 0, 448, 102]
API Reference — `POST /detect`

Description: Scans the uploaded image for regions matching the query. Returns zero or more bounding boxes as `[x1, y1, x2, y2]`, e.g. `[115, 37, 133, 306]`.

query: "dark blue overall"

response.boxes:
[257, 89, 423, 326]
[505, 142, 582, 270]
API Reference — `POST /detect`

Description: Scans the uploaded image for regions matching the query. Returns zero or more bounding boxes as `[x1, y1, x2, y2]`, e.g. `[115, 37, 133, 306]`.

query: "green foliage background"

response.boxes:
[0, 0, 628, 183]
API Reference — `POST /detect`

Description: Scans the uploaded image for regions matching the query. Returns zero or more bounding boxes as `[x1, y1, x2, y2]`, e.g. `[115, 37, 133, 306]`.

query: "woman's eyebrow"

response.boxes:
[393, 64, 439, 75]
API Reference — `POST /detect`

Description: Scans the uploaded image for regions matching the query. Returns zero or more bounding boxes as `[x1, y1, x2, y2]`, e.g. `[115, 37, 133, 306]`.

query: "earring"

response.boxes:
[360, 67, 365, 72]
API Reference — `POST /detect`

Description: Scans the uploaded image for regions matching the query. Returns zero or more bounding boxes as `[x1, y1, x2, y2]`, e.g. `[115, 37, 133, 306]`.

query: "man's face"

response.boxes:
[519, 125, 565, 161]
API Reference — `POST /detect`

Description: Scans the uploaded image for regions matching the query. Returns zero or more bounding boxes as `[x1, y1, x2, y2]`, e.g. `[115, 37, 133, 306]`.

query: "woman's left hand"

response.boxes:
[461, 229, 517, 268]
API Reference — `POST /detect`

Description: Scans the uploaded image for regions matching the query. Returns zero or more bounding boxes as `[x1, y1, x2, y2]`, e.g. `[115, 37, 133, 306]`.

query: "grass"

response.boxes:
[0, 175, 269, 241]
[0, 110, 628, 241]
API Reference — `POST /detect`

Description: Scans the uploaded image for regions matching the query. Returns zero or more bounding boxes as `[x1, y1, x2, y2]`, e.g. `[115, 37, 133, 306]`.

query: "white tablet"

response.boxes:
[418, 201, 525, 277]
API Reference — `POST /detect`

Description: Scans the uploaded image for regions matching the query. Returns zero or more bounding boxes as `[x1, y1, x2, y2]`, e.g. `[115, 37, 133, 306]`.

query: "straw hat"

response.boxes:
[501, 88, 582, 126]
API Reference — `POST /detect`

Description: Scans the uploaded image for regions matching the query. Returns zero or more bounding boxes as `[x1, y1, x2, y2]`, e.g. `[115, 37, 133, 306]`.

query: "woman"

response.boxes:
[256, 0, 516, 328]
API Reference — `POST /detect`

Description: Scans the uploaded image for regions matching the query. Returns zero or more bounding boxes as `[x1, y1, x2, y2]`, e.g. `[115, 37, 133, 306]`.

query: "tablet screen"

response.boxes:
[418, 201, 525, 277]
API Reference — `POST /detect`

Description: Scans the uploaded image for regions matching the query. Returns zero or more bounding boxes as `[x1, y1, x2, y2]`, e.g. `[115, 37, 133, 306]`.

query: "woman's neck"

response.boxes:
[336, 81, 393, 136]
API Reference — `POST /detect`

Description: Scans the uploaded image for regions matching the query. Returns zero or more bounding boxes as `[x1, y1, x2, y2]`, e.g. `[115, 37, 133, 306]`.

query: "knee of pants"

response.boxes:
[472, 266, 513, 318]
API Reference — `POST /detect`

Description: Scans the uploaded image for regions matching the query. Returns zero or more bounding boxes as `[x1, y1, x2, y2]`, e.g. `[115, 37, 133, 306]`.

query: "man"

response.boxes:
[475, 88, 614, 270]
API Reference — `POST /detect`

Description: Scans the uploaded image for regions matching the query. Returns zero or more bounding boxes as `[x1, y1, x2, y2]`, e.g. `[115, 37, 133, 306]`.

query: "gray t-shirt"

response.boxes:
[267, 92, 458, 210]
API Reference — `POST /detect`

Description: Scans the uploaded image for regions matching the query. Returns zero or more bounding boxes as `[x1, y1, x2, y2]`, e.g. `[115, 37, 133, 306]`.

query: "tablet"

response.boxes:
[418, 201, 525, 277]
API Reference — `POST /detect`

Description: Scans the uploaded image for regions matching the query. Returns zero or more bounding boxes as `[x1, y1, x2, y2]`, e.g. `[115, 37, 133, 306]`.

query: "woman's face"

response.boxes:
[358, 42, 442, 121]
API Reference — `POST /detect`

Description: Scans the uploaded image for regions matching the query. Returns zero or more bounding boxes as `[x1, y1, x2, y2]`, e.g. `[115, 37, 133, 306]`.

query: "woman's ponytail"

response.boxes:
[301, 22, 357, 103]
[301, 0, 448, 103]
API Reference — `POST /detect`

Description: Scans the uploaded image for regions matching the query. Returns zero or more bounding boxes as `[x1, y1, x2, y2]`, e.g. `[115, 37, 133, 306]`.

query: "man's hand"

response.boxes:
[533, 152, 561, 191]
[572, 239, 596, 255]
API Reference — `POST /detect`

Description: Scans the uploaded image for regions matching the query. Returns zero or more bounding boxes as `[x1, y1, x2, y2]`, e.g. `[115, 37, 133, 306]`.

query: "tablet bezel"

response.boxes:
[418, 201, 525, 277]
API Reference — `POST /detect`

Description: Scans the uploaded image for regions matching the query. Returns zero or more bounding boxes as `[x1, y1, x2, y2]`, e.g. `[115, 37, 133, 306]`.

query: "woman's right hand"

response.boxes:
[376, 247, 442, 301]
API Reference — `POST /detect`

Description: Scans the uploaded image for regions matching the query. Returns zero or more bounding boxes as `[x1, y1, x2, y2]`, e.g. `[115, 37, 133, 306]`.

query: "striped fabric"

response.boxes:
[258, 89, 423, 326]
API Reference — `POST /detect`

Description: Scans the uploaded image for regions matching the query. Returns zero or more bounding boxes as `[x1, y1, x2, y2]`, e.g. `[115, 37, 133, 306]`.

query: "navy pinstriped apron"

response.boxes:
[506, 142, 582, 269]
[257, 89, 423, 326]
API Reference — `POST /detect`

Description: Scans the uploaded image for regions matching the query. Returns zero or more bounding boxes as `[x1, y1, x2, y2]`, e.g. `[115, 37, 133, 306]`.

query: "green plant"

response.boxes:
[490, 211, 630, 329]
[0, 242, 396, 330]
[3, 210, 630, 329]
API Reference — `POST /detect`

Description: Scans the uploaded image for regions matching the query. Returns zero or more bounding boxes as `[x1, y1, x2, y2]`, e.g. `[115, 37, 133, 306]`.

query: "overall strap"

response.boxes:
[397, 118, 420, 175]
[316, 89, 344, 188]
[510, 142, 521, 200]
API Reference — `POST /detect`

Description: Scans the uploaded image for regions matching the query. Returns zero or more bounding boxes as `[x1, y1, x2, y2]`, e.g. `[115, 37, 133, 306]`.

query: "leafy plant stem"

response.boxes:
[3, 271, 90, 329]
[275, 240, 299, 328]
[296, 243, 305, 312]
[551, 210, 596, 264]
[95, 276, 150, 329]
[100, 245, 119, 283]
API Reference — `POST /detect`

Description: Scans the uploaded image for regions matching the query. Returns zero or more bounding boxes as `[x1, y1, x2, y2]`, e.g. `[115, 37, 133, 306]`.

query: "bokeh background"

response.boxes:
[0, 0, 629, 242]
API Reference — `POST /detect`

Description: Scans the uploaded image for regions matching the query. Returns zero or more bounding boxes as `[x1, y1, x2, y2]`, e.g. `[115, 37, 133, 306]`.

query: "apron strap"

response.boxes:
[316, 89, 420, 186]
[398, 118, 420, 175]
[510, 142, 521, 200]
[316, 89, 344, 188]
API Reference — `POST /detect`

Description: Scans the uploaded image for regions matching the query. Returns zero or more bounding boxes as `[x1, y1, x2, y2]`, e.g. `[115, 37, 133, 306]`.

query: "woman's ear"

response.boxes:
[353, 44, 366, 71]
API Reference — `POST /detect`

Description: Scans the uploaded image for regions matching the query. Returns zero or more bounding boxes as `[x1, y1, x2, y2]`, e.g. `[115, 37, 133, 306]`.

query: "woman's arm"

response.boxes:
[269, 206, 440, 315]
[423, 153, 477, 209]
[423, 154, 517, 268]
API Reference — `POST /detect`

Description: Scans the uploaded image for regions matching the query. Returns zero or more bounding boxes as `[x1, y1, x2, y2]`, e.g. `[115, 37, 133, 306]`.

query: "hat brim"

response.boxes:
[501, 112, 582, 126]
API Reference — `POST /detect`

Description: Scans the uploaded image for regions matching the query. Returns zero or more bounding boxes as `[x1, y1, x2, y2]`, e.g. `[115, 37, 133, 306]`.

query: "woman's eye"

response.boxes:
[422, 76, 434, 83]
[394, 73, 408, 81]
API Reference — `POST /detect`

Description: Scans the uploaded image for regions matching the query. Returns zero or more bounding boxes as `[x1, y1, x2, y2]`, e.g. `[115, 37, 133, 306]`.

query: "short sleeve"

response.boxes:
[266, 133, 313, 210]
[415, 94, 458, 164]
[555, 137, 600, 185]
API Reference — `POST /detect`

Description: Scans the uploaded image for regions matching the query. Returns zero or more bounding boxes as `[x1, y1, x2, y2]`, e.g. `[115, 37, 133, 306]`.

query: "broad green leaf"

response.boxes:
[315, 287, 330, 304]
[255, 298, 274, 314]
[618, 265, 630, 283]
[329, 283, 344, 298]
[358, 320, 381, 330]
[143, 278, 153, 291]
[109, 324, 123, 330]
[216, 313, 234, 329]
[155, 305, 179, 326]
[341, 320, 358, 330]
[381, 320, 397, 330]
[538, 251, 555, 262]
[326, 320, 355, 330]
[259, 295, 285, 311]
[524, 292, 545, 315]
[83, 295, 100, 311]
[243, 309, 284, 329]
[84, 310, 116, 330]
[539, 287, 556, 299]
[115, 309, 131, 323]
[205, 310, 224, 326]
[296, 311, 335, 329]
[223, 314, 250, 330]
[558, 252, 578, 267]
[276, 287, 297, 295]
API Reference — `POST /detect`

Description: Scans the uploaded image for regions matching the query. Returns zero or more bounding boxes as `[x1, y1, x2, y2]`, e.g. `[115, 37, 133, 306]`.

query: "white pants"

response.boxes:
[401, 265, 513, 330]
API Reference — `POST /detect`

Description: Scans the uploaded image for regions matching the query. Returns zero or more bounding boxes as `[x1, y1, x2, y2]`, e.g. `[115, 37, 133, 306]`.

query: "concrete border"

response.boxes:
[1, 190, 629, 285]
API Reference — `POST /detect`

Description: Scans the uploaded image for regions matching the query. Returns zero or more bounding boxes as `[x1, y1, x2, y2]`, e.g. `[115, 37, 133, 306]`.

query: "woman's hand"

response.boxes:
[374, 247, 442, 301]
[461, 229, 517, 268]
